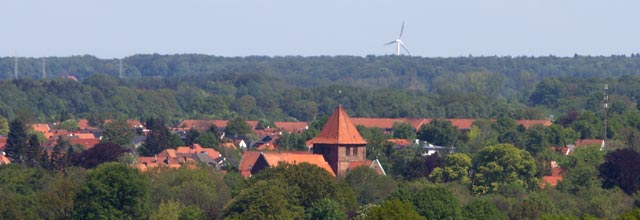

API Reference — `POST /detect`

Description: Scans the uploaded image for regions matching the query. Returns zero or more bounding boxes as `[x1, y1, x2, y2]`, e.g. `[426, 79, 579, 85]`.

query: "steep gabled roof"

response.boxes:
[239, 151, 262, 178]
[312, 106, 367, 145]
[517, 119, 553, 129]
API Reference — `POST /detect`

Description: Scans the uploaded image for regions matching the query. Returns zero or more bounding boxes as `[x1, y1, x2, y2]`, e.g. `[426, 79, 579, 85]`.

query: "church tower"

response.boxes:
[311, 106, 367, 177]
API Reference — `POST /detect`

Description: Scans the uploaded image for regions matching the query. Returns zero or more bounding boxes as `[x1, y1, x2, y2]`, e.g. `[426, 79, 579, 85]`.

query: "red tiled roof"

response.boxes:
[77, 119, 97, 130]
[348, 160, 373, 170]
[274, 122, 308, 132]
[1, 154, 11, 164]
[0, 137, 6, 150]
[517, 120, 553, 129]
[311, 106, 367, 145]
[542, 176, 563, 187]
[68, 138, 100, 150]
[447, 119, 476, 130]
[73, 133, 96, 139]
[221, 142, 237, 149]
[32, 124, 51, 134]
[177, 119, 258, 131]
[44, 129, 72, 140]
[104, 119, 145, 129]
[350, 118, 406, 130]
[176, 144, 221, 160]
[239, 151, 262, 178]
[575, 139, 604, 147]
[386, 139, 413, 146]
[261, 151, 335, 176]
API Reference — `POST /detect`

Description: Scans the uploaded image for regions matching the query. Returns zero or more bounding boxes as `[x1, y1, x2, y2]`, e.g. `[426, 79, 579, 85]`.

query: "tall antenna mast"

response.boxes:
[42, 57, 46, 79]
[604, 84, 608, 150]
[119, 58, 124, 78]
[14, 56, 18, 79]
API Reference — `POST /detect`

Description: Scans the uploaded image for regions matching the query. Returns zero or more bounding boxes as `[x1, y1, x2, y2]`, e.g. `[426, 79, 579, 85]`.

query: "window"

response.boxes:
[354, 147, 358, 156]
[346, 147, 350, 156]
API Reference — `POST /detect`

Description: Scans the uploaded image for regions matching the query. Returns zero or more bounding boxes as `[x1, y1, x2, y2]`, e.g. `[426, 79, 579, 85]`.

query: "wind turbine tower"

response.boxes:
[385, 21, 411, 56]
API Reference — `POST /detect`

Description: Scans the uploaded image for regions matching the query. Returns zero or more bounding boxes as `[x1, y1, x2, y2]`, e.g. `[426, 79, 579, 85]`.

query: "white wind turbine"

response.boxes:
[384, 21, 411, 56]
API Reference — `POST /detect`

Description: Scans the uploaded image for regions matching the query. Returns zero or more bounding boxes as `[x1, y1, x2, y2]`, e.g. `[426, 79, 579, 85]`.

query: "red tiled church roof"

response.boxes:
[261, 151, 335, 176]
[311, 106, 367, 145]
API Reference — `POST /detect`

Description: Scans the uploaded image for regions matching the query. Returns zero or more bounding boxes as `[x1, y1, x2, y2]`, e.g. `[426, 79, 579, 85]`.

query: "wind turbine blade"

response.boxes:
[399, 21, 405, 38]
[400, 42, 411, 56]
[384, 41, 396, 45]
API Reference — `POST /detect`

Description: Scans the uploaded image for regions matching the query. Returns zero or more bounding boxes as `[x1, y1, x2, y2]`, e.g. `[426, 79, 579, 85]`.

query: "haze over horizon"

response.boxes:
[3, 0, 640, 59]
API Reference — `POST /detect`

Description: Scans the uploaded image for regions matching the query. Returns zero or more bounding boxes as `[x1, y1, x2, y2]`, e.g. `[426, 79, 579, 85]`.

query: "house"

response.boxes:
[32, 123, 51, 134]
[350, 117, 551, 132]
[251, 151, 335, 176]
[347, 159, 387, 175]
[386, 138, 414, 148]
[104, 119, 146, 130]
[77, 119, 98, 132]
[310, 106, 386, 177]
[517, 120, 553, 129]
[541, 160, 565, 188]
[241, 106, 386, 178]
[175, 144, 222, 161]
[274, 122, 309, 133]
[239, 151, 262, 178]
[136, 144, 223, 172]
[0, 137, 7, 151]
[0, 152, 10, 165]
[251, 135, 278, 151]
[350, 118, 428, 132]
[176, 119, 259, 132]
[575, 139, 605, 149]
[67, 137, 101, 150]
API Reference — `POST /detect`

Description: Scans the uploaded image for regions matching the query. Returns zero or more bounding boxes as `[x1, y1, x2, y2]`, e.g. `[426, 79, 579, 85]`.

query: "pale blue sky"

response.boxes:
[2, 0, 640, 58]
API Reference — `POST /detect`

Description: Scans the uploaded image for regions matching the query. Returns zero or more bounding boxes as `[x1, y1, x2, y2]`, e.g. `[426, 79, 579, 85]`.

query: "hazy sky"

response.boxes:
[2, 0, 640, 58]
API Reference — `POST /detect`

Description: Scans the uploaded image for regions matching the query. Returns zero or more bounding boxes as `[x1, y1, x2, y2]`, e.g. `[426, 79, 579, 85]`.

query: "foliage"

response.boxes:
[223, 178, 304, 220]
[600, 149, 640, 195]
[471, 144, 538, 194]
[140, 118, 182, 156]
[346, 166, 398, 205]
[393, 122, 416, 140]
[147, 166, 231, 220]
[224, 117, 252, 136]
[408, 186, 462, 220]
[0, 115, 9, 135]
[73, 162, 150, 220]
[365, 199, 425, 220]
[417, 119, 461, 147]
[56, 119, 79, 131]
[305, 198, 346, 220]
[430, 153, 471, 184]
[5, 118, 28, 164]
[101, 119, 135, 146]
[462, 199, 507, 220]
[72, 142, 128, 169]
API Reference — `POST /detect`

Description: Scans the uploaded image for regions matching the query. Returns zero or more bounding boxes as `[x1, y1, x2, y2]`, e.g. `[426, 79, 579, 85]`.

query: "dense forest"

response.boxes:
[1, 54, 640, 123]
[4, 55, 640, 219]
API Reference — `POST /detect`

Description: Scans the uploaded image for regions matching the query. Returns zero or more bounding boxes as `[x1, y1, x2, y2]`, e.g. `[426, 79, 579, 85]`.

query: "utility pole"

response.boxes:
[604, 84, 608, 150]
